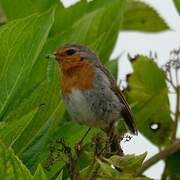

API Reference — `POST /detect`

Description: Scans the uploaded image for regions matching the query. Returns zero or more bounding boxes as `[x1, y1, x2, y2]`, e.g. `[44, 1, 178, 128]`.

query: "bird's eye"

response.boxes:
[65, 49, 76, 56]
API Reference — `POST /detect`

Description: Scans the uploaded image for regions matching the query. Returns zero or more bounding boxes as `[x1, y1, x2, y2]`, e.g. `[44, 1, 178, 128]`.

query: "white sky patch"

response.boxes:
[60, 0, 80, 7]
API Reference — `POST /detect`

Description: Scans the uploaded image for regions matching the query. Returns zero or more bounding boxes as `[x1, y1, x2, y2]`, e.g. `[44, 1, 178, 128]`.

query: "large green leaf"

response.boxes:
[0, 139, 33, 179]
[0, 109, 38, 147]
[123, 0, 169, 32]
[173, 0, 180, 14]
[126, 56, 173, 146]
[0, 8, 55, 120]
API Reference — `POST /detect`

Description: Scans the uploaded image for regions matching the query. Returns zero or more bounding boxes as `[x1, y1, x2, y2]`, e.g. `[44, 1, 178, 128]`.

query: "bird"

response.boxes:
[53, 44, 137, 138]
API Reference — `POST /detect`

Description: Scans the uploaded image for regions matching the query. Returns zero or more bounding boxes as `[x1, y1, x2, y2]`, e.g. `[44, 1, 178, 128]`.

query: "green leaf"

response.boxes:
[0, 0, 34, 20]
[77, 151, 92, 173]
[0, 108, 38, 147]
[173, 0, 180, 14]
[51, 0, 121, 37]
[13, 100, 65, 171]
[96, 154, 150, 179]
[45, 160, 65, 180]
[34, 164, 47, 180]
[55, 170, 63, 180]
[0, 8, 55, 121]
[126, 56, 173, 146]
[123, 0, 169, 32]
[167, 150, 180, 180]
[106, 59, 118, 80]
[108, 153, 147, 173]
[0, 139, 33, 179]
[0, 0, 56, 20]
[97, 158, 120, 177]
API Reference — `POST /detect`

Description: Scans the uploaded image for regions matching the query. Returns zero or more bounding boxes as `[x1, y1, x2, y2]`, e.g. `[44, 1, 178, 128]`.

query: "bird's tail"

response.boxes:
[121, 108, 137, 135]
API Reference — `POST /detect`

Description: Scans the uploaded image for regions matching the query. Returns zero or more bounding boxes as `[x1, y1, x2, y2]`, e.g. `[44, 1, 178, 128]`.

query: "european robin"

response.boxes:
[54, 44, 137, 135]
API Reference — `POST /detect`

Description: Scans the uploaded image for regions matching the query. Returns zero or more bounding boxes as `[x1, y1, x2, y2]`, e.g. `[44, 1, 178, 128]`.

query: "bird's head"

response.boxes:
[54, 44, 99, 72]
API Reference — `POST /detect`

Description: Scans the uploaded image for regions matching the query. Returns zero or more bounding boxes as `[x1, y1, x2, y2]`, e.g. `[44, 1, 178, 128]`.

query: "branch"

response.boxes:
[135, 138, 180, 176]
[172, 85, 180, 140]
[165, 77, 176, 90]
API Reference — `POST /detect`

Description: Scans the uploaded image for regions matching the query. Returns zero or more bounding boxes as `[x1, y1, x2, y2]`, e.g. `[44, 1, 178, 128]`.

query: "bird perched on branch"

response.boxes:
[49, 44, 137, 153]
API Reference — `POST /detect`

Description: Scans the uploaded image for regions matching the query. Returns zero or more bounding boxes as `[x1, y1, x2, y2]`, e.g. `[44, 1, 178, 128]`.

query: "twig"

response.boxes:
[165, 76, 176, 90]
[172, 85, 180, 141]
[135, 138, 180, 176]
[175, 69, 179, 86]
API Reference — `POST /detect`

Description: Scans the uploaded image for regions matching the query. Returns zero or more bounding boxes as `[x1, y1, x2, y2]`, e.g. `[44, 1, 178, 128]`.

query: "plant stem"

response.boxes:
[135, 138, 180, 176]
[172, 85, 180, 141]
[161, 160, 168, 180]
[165, 77, 176, 90]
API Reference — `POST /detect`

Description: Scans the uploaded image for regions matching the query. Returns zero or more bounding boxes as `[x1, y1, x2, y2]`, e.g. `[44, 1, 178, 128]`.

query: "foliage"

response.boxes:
[0, 139, 33, 179]
[123, 0, 169, 32]
[0, 0, 179, 179]
[126, 56, 172, 147]
[167, 150, 180, 180]
[173, 0, 180, 14]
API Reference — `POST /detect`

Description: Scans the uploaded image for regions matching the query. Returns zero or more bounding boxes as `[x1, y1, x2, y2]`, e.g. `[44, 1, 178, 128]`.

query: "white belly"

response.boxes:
[64, 89, 96, 126]
[63, 85, 121, 128]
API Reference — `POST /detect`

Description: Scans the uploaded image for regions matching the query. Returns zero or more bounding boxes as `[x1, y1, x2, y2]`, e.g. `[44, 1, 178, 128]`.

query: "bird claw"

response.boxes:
[75, 141, 83, 157]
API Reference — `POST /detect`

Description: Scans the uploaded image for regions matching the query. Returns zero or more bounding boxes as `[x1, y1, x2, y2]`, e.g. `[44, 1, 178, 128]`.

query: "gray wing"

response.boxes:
[97, 64, 137, 135]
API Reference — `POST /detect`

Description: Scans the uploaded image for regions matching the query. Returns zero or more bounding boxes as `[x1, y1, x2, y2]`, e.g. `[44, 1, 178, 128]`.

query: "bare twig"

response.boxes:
[135, 138, 180, 176]
[172, 85, 180, 140]
[165, 76, 176, 90]
[175, 70, 179, 86]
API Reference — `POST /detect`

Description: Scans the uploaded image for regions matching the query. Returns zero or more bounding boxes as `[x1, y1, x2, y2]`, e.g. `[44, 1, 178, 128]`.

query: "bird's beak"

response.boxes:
[45, 53, 56, 60]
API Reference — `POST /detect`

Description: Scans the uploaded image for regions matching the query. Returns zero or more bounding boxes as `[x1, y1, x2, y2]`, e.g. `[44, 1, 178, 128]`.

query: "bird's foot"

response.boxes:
[75, 128, 91, 157]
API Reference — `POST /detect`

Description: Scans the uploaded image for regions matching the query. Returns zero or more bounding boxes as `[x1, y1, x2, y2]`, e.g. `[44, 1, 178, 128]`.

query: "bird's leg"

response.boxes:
[106, 122, 124, 156]
[75, 128, 91, 156]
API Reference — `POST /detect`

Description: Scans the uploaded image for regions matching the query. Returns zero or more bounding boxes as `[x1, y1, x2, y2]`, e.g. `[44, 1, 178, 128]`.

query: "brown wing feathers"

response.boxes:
[98, 64, 137, 135]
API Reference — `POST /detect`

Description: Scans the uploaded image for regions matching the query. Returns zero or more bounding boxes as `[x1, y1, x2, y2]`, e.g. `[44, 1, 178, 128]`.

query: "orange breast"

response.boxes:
[60, 60, 95, 96]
